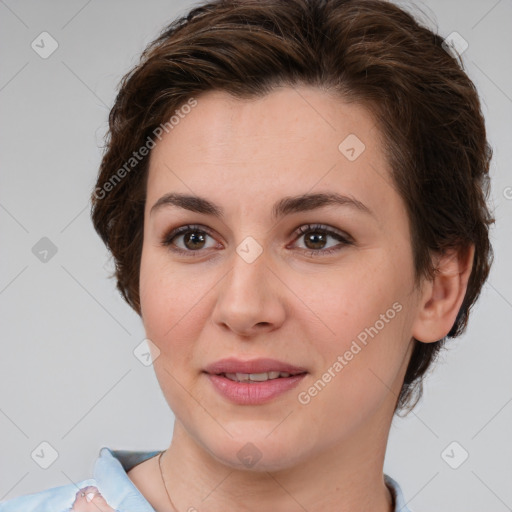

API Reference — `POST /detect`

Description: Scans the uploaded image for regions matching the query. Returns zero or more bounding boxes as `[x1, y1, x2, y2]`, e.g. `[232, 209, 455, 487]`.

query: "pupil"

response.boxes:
[306, 232, 325, 249]
[185, 232, 205, 250]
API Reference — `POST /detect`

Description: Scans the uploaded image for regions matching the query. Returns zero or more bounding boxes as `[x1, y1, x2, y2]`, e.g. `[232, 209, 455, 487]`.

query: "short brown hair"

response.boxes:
[90, 0, 494, 413]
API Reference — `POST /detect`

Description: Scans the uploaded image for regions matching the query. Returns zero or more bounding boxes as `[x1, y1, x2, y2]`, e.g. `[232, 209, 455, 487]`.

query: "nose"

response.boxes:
[210, 247, 286, 337]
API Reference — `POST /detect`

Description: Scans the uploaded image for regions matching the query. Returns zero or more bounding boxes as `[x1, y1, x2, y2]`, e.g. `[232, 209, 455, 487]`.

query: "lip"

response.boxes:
[203, 357, 308, 375]
[206, 373, 307, 405]
[203, 358, 308, 405]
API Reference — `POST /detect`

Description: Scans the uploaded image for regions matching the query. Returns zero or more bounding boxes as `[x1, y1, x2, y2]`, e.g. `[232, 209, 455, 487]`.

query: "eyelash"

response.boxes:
[160, 223, 353, 258]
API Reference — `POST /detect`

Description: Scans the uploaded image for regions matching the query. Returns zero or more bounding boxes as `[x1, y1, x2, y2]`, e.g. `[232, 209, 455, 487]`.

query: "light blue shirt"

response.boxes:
[0, 447, 412, 511]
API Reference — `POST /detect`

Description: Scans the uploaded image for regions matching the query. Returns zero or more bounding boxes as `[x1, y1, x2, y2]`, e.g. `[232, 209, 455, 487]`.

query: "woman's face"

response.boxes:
[140, 86, 422, 470]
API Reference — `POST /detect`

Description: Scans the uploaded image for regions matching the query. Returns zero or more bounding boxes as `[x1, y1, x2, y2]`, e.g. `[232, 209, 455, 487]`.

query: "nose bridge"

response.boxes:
[212, 239, 286, 335]
[229, 241, 268, 297]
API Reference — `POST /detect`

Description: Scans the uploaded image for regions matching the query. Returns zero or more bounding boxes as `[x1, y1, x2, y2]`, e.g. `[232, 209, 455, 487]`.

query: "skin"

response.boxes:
[128, 86, 474, 512]
[71, 486, 116, 512]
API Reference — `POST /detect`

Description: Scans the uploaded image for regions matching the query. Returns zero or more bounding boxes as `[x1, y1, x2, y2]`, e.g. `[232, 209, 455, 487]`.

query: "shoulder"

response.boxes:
[0, 446, 160, 512]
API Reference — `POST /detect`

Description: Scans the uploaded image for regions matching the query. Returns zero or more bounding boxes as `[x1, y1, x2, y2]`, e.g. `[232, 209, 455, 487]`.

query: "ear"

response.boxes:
[412, 244, 475, 343]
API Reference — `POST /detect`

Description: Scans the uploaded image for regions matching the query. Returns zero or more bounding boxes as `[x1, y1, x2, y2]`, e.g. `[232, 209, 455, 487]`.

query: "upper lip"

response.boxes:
[204, 358, 308, 375]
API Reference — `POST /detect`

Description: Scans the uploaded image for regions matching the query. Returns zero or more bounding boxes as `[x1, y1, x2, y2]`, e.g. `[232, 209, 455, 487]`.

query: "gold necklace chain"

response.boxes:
[158, 450, 178, 512]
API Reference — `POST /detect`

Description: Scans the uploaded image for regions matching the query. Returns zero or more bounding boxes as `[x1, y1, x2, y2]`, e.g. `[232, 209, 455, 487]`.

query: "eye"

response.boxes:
[290, 224, 353, 257]
[161, 223, 353, 258]
[161, 224, 220, 255]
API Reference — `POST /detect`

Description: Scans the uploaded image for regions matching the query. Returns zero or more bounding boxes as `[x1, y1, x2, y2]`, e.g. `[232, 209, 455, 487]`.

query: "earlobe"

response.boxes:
[412, 244, 475, 343]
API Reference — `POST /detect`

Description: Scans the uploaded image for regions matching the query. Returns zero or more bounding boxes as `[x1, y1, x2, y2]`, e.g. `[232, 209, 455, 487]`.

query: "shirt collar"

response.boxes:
[94, 446, 160, 511]
[385, 474, 411, 512]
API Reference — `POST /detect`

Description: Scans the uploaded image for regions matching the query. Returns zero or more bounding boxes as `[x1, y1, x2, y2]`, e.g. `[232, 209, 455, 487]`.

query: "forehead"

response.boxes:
[146, 86, 398, 221]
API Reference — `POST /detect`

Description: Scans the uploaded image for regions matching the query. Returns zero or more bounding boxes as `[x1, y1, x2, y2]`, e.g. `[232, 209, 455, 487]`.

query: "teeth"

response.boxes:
[223, 371, 295, 382]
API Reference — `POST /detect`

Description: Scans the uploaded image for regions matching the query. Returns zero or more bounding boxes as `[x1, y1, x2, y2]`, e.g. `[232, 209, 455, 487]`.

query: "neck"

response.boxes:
[157, 407, 395, 512]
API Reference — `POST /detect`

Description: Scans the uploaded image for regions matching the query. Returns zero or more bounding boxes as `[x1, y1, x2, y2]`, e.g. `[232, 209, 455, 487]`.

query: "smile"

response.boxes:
[221, 371, 304, 382]
[206, 372, 307, 405]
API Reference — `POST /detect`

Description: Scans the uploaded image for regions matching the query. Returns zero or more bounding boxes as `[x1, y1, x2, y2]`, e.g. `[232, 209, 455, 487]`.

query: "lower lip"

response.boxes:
[206, 373, 307, 405]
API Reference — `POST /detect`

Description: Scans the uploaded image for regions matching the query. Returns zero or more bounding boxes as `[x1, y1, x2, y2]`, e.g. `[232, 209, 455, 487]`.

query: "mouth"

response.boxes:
[203, 358, 308, 405]
[215, 370, 307, 382]
[203, 357, 308, 376]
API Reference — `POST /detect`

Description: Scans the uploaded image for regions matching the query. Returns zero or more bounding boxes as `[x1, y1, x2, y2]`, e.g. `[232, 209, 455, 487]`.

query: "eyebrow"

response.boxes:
[150, 191, 374, 220]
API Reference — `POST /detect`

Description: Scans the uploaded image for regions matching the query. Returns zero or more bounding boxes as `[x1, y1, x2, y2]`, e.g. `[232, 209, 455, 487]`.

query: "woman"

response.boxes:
[0, 0, 493, 510]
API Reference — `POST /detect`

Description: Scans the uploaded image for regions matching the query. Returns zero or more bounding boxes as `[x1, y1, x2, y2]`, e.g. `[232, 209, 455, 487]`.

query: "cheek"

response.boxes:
[139, 253, 203, 409]
[139, 248, 215, 357]
[296, 307, 410, 439]
[140, 250, 185, 343]
[296, 253, 407, 342]
[294, 253, 413, 399]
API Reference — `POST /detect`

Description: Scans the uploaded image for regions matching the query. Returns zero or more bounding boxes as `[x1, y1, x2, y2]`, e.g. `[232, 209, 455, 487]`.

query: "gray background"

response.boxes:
[0, 0, 511, 510]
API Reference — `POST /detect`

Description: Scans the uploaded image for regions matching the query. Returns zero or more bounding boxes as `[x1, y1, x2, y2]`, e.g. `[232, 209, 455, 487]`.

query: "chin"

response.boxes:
[200, 428, 312, 473]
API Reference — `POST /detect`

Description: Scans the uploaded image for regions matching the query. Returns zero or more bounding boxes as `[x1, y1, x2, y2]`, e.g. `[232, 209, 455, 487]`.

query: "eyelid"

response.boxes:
[160, 224, 220, 255]
[161, 223, 353, 257]
[161, 223, 214, 243]
[287, 223, 353, 257]
[291, 223, 353, 244]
